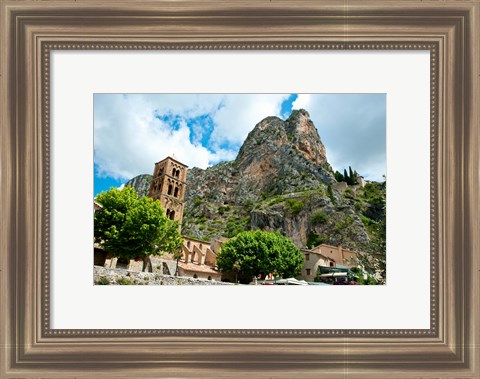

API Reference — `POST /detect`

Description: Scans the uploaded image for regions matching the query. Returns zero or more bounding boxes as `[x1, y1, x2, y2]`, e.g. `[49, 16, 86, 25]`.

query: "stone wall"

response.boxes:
[94, 266, 232, 285]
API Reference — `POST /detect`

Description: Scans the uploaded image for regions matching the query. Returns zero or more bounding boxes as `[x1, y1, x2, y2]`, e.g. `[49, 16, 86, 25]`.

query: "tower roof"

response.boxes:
[155, 155, 189, 168]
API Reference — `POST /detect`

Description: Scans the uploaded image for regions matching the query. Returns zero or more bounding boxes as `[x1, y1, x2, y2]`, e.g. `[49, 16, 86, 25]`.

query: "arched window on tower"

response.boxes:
[175, 169, 180, 178]
[168, 184, 173, 195]
[169, 210, 175, 220]
[166, 209, 171, 218]
[171, 168, 176, 176]
[174, 187, 179, 197]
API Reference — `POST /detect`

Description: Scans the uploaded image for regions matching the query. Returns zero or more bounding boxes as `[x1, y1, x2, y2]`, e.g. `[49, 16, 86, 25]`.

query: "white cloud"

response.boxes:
[94, 94, 288, 180]
[210, 94, 289, 147]
[94, 94, 219, 180]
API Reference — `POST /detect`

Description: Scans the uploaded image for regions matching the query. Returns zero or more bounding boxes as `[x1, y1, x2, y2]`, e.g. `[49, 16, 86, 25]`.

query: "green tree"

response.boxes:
[216, 230, 303, 279]
[348, 166, 355, 184]
[334, 170, 344, 182]
[94, 186, 183, 271]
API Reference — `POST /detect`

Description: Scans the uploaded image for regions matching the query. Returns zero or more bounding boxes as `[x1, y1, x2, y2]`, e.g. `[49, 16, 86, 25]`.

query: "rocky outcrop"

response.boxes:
[125, 174, 152, 197]
[125, 109, 385, 257]
[249, 190, 370, 249]
[234, 110, 334, 198]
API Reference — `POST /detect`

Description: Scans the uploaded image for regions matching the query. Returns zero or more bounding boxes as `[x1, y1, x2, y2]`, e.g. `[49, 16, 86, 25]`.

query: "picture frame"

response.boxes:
[1, 1, 478, 378]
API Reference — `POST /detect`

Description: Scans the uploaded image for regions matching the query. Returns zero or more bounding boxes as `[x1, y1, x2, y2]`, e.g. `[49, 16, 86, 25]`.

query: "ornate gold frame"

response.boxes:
[1, 1, 479, 378]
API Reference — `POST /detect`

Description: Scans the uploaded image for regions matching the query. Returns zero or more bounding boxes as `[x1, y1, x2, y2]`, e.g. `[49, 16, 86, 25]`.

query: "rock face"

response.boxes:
[234, 109, 334, 199]
[125, 174, 152, 197]
[126, 109, 386, 257]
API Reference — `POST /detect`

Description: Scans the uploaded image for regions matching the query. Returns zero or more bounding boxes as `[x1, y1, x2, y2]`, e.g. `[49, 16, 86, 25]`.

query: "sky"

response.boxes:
[94, 94, 386, 195]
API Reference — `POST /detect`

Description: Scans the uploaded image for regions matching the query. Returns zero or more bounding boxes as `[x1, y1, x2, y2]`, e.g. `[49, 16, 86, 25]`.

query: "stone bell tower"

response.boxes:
[148, 156, 188, 227]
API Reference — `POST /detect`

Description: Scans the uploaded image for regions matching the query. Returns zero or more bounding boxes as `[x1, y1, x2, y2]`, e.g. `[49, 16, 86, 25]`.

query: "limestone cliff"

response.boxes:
[125, 174, 152, 197]
[126, 109, 386, 257]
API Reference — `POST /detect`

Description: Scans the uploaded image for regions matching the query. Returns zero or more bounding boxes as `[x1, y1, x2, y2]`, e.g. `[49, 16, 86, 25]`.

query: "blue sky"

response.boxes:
[94, 94, 385, 196]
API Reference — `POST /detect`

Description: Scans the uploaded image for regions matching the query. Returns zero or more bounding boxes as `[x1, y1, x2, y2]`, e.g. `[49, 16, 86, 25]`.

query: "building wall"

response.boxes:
[311, 244, 358, 267]
[299, 244, 358, 282]
[210, 236, 229, 254]
[299, 249, 334, 282]
[182, 237, 214, 265]
[177, 267, 221, 281]
[147, 156, 188, 226]
[94, 266, 229, 285]
[332, 181, 348, 192]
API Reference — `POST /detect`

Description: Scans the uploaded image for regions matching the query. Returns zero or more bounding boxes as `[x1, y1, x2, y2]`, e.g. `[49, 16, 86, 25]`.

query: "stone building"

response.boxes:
[127, 237, 222, 280]
[182, 237, 217, 267]
[314, 243, 358, 267]
[148, 156, 188, 227]
[299, 244, 358, 282]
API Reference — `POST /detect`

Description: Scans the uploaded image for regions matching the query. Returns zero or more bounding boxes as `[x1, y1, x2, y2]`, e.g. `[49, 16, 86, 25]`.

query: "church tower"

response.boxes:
[148, 156, 188, 227]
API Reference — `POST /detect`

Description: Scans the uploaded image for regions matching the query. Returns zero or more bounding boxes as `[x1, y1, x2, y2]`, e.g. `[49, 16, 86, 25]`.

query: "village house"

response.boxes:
[299, 243, 358, 282]
[176, 236, 221, 281]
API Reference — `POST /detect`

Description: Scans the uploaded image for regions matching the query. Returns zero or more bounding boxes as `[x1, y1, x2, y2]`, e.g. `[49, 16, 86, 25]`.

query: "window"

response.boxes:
[175, 169, 180, 178]
[169, 210, 175, 220]
[305, 253, 310, 261]
[166, 209, 170, 218]
[306, 269, 311, 276]
[330, 262, 334, 267]
[171, 168, 176, 176]
[168, 184, 173, 195]
[174, 187, 179, 197]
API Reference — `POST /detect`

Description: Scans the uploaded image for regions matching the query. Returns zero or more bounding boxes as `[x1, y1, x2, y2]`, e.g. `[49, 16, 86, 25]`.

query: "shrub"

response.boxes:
[310, 210, 328, 225]
[218, 205, 230, 215]
[116, 277, 133, 285]
[285, 199, 305, 215]
[224, 217, 250, 238]
[360, 215, 373, 226]
[96, 277, 110, 285]
[307, 231, 325, 248]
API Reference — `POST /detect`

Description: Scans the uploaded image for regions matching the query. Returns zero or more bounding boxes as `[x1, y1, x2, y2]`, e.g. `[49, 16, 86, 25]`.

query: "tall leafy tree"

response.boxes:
[216, 230, 303, 279]
[94, 186, 183, 271]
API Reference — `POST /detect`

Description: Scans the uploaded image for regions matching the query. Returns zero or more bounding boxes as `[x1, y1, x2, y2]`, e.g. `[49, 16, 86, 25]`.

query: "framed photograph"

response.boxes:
[1, 1, 478, 378]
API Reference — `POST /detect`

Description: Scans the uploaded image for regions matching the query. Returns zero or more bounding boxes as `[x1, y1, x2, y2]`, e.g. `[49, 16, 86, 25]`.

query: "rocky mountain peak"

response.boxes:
[285, 109, 327, 165]
[235, 109, 330, 179]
